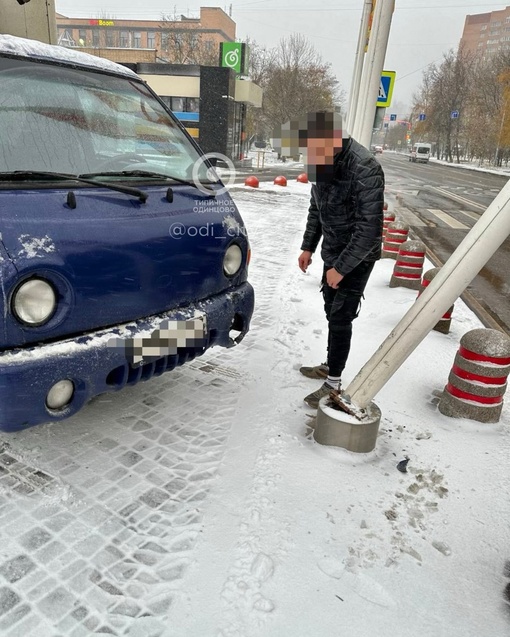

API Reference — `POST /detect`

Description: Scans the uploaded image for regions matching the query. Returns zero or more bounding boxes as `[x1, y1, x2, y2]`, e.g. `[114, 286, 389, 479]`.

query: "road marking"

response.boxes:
[397, 207, 426, 226]
[424, 186, 486, 211]
[427, 209, 468, 229]
[457, 208, 479, 222]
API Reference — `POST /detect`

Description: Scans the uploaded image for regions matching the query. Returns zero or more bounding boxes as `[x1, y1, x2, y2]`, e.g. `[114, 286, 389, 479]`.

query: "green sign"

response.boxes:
[220, 42, 247, 74]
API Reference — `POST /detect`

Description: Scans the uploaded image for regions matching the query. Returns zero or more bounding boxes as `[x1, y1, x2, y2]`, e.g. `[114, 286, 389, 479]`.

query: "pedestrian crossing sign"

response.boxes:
[377, 70, 396, 108]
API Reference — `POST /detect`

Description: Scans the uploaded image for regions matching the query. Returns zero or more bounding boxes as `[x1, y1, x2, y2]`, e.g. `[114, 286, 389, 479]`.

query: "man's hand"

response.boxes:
[326, 267, 344, 289]
[298, 250, 313, 273]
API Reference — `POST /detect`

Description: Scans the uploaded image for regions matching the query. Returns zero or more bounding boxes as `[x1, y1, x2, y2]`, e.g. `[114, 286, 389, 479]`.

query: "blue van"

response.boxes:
[0, 35, 254, 432]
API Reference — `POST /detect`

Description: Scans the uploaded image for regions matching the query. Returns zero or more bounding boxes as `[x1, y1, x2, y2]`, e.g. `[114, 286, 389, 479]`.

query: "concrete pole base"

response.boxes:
[314, 398, 381, 452]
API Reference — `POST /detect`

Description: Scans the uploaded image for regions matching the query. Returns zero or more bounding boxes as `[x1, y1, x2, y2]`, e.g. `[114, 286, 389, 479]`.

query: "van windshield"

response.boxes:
[0, 57, 212, 183]
[417, 147, 429, 153]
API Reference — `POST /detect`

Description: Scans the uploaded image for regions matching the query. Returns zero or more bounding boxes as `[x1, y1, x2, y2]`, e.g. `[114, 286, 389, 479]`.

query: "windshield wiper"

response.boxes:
[80, 170, 218, 194]
[0, 171, 148, 203]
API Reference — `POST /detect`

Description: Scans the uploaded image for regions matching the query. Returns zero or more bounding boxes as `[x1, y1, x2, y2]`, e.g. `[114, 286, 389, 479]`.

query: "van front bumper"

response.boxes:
[0, 282, 254, 432]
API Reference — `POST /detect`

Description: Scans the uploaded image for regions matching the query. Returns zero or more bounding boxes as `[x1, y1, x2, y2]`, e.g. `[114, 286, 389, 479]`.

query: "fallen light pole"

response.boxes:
[315, 178, 510, 450]
[345, 177, 510, 410]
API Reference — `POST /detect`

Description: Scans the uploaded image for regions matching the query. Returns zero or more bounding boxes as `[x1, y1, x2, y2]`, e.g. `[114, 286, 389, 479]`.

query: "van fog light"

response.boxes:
[46, 380, 74, 410]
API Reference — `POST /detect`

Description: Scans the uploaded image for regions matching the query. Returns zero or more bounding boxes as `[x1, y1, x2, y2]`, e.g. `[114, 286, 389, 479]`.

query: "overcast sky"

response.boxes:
[56, 1, 510, 116]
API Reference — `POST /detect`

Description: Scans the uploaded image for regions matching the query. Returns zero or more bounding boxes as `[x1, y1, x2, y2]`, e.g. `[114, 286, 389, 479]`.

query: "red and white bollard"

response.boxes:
[438, 328, 510, 423]
[382, 211, 396, 242]
[419, 268, 454, 334]
[389, 240, 426, 290]
[381, 220, 409, 259]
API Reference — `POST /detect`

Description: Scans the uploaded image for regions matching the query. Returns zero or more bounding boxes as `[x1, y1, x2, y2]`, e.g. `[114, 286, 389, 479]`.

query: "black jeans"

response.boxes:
[321, 261, 375, 378]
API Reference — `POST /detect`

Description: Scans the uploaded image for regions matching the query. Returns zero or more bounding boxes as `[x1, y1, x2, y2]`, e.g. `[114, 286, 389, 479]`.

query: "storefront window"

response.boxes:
[187, 98, 200, 113]
[171, 97, 185, 112]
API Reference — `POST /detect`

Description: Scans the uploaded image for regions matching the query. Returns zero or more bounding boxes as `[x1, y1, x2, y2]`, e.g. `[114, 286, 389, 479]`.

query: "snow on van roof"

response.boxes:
[0, 34, 139, 79]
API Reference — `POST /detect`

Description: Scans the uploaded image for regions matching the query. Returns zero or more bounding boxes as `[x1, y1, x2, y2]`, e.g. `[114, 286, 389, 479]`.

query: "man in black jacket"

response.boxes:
[297, 112, 385, 408]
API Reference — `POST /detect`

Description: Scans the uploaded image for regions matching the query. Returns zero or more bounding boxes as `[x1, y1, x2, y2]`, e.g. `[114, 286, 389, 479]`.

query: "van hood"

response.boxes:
[0, 184, 248, 349]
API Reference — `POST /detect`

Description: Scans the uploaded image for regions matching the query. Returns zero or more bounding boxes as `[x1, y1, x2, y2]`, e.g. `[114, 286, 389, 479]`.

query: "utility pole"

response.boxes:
[355, 0, 394, 148]
[347, 0, 373, 135]
[0, 0, 57, 44]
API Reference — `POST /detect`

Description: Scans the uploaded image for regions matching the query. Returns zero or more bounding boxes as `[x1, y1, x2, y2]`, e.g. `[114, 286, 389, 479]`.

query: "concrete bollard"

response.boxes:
[438, 328, 510, 423]
[382, 211, 396, 242]
[419, 268, 454, 334]
[245, 176, 259, 188]
[314, 396, 381, 453]
[381, 220, 409, 259]
[389, 240, 426, 290]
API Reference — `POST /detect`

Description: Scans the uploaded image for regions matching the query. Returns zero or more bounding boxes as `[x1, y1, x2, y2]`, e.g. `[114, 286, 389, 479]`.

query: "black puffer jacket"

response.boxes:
[300, 137, 385, 276]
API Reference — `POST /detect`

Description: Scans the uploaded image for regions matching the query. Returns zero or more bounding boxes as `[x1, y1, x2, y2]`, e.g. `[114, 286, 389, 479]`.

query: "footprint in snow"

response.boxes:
[253, 596, 275, 613]
[317, 558, 395, 608]
[346, 571, 396, 608]
[250, 553, 274, 583]
[317, 556, 346, 579]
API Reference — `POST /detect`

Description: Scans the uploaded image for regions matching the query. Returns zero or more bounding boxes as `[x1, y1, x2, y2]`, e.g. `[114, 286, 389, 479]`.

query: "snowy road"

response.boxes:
[0, 181, 509, 637]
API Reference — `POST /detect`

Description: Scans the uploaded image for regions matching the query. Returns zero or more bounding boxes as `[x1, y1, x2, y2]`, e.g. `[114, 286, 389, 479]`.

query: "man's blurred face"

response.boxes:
[271, 112, 344, 181]
[305, 131, 343, 168]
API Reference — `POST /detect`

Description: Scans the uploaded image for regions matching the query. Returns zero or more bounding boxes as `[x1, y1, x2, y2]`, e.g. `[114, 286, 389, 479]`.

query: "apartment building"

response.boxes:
[459, 5, 510, 58]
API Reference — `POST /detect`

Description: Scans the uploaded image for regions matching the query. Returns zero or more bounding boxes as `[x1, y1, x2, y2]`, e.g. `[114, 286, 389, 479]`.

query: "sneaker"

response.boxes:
[299, 363, 329, 379]
[304, 382, 336, 409]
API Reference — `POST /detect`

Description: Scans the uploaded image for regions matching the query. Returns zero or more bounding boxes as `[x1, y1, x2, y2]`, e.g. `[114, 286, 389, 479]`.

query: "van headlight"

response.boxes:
[12, 278, 56, 325]
[223, 244, 243, 276]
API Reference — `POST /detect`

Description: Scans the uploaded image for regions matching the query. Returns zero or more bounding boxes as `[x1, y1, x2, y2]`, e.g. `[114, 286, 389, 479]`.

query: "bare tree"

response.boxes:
[248, 34, 343, 140]
[467, 50, 510, 165]
[159, 12, 219, 65]
[412, 44, 510, 165]
[243, 39, 277, 144]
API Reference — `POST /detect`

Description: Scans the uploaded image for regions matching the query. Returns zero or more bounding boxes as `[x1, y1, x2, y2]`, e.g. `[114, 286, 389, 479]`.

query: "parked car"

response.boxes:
[0, 35, 254, 432]
[374, 145, 383, 154]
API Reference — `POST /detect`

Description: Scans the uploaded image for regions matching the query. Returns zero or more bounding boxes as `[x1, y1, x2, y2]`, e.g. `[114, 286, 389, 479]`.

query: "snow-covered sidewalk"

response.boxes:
[169, 181, 510, 637]
[0, 180, 508, 637]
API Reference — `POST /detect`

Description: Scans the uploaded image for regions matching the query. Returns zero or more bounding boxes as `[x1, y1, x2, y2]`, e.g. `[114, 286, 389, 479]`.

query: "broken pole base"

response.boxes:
[314, 398, 381, 452]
